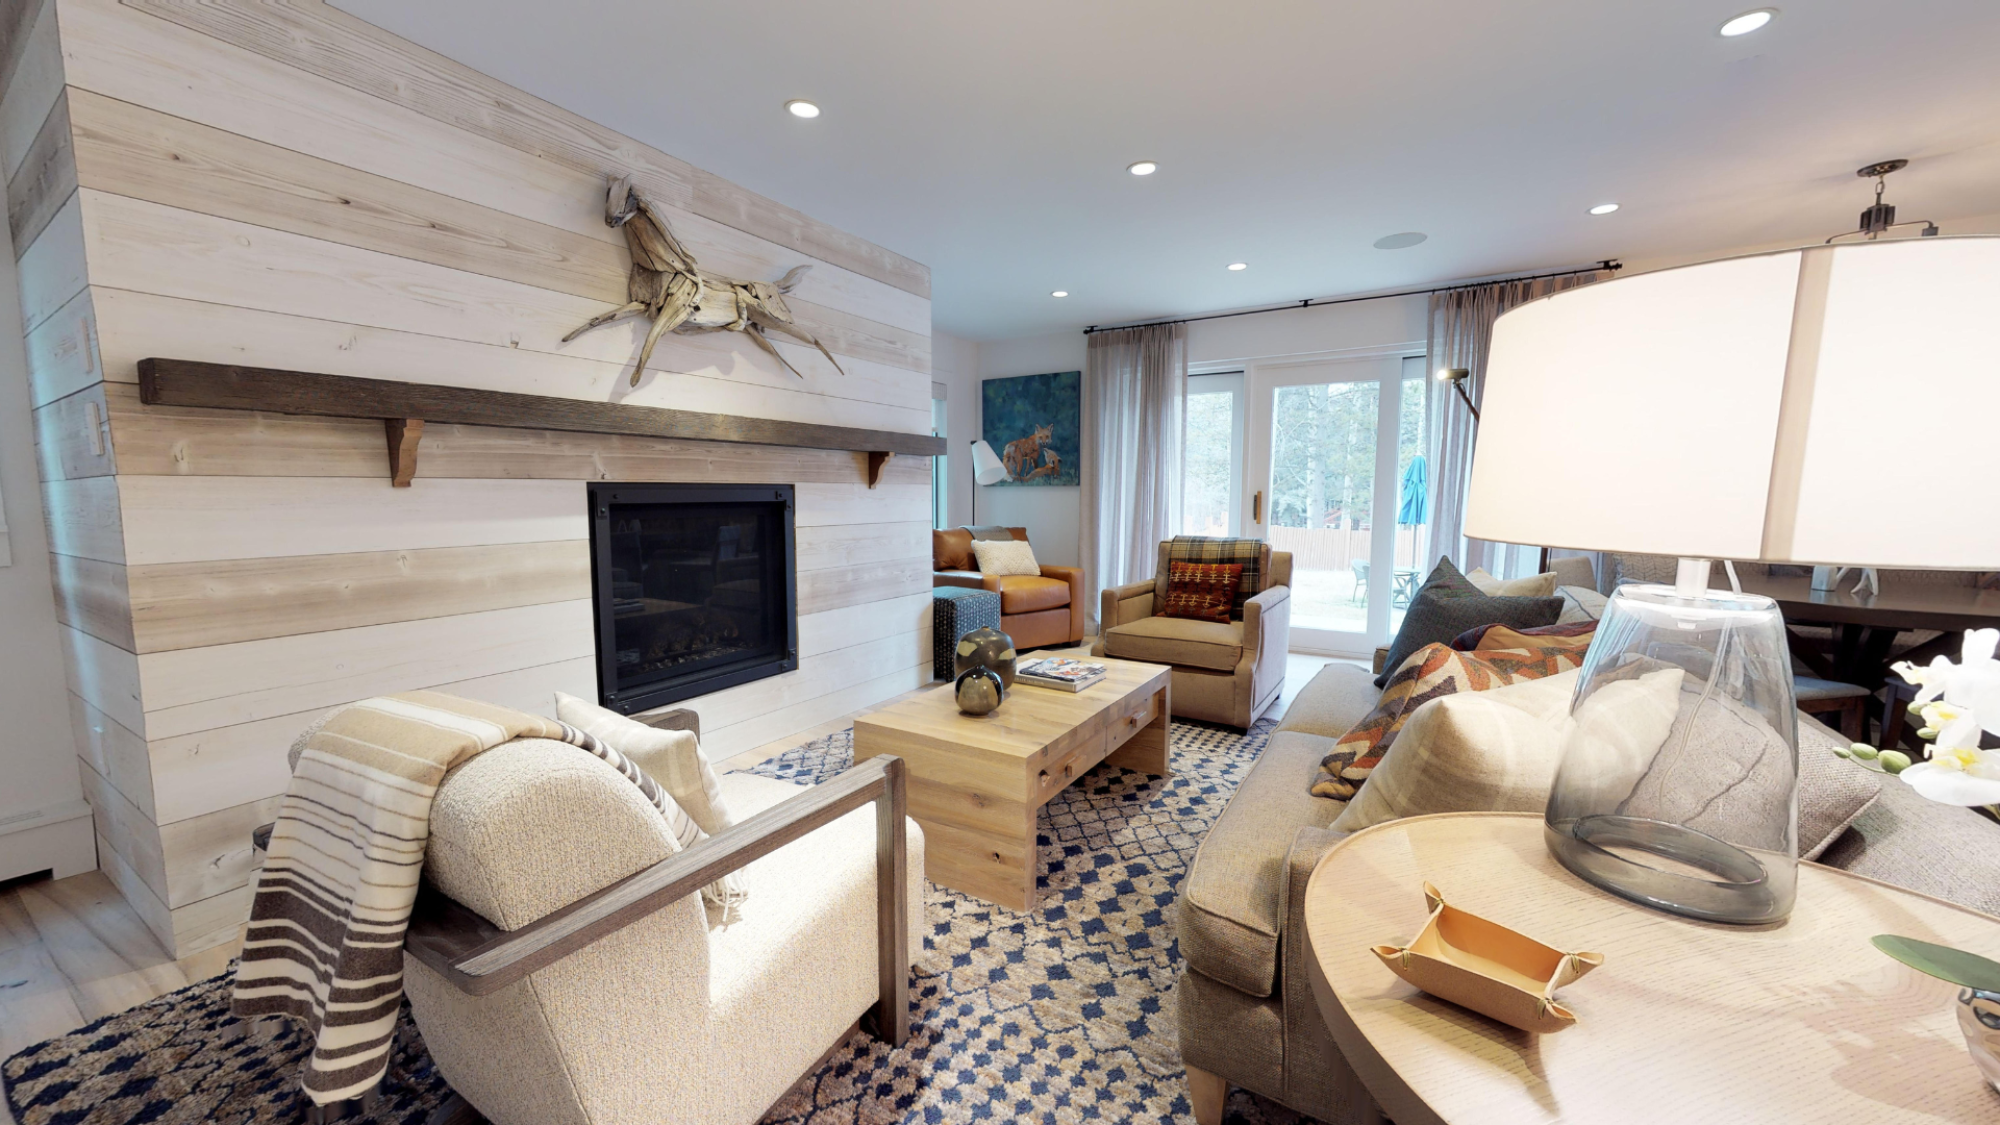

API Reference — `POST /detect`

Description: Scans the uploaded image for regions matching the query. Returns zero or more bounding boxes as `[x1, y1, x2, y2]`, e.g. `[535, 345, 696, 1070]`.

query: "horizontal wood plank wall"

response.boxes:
[11, 0, 936, 954]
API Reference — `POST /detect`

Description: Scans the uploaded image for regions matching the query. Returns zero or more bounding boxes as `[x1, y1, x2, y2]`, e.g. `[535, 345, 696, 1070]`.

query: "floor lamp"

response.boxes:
[969, 440, 1007, 524]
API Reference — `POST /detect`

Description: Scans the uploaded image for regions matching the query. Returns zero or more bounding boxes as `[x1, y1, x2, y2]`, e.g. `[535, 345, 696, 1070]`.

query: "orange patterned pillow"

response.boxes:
[1161, 561, 1242, 623]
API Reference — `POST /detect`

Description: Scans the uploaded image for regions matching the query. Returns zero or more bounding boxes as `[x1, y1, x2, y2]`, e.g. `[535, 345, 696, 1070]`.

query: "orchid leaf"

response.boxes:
[1873, 935, 2000, 992]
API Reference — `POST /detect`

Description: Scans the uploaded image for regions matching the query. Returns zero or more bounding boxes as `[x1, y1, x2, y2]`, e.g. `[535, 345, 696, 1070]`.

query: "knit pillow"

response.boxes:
[555, 692, 747, 918]
[1375, 581, 1564, 687]
[1312, 642, 1589, 800]
[970, 538, 1041, 577]
[1161, 561, 1242, 623]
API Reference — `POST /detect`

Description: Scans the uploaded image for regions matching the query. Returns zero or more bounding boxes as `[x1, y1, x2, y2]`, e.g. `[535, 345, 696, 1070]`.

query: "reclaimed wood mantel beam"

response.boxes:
[137, 358, 945, 487]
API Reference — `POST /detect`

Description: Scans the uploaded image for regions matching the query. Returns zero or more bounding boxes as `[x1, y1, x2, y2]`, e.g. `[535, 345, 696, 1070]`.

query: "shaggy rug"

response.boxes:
[3, 718, 1318, 1125]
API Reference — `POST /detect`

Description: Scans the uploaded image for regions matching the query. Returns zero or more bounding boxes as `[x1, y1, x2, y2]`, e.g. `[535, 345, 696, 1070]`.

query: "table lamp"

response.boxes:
[1468, 236, 2000, 924]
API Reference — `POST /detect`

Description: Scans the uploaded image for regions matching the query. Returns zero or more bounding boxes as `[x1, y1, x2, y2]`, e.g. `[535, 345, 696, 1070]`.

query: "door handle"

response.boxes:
[1252, 490, 1263, 524]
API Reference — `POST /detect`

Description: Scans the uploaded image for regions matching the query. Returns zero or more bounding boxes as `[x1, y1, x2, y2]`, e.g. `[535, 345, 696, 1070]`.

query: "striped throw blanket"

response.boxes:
[230, 692, 718, 1106]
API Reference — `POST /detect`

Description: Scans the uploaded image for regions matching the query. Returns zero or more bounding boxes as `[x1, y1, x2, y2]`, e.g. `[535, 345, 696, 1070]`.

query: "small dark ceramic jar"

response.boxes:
[954, 626, 1017, 688]
[954, 666, 1006, 715]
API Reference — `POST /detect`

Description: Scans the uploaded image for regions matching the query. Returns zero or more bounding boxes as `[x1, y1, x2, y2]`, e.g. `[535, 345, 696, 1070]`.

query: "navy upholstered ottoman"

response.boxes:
[932, 586, 1002, 680]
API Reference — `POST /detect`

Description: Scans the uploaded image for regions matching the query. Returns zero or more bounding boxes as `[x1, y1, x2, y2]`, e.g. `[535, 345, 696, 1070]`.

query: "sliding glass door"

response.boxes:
[1242, 356, 1427, 656]
[1182, 372, 1245, 537]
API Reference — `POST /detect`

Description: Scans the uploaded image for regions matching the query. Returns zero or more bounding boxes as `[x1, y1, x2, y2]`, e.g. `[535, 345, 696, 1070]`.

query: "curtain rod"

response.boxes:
[1080, 260, 1621, 335]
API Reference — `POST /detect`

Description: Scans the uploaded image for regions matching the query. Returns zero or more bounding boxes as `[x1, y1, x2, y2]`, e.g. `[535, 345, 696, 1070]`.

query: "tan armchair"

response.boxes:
[933, 526, 1086, 649]
[1093, 543, 1293, 728]
[396, 710, 926, 1125]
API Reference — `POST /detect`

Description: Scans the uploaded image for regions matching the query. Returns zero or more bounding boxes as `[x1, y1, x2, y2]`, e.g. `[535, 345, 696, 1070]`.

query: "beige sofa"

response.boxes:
[402, 736, 927, 1125]
[1174, 660, 2000, 1124]
[1094, 542, 1292, 729]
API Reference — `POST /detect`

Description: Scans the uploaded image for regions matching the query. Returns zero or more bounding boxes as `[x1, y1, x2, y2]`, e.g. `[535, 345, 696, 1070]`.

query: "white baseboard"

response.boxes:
[0, 798, 98, 882]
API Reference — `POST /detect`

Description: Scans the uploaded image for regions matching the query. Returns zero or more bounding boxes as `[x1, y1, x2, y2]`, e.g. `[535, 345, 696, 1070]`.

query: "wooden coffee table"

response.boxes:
[1302, 813, 2000, 1124]
[852, 658, 1170, 911]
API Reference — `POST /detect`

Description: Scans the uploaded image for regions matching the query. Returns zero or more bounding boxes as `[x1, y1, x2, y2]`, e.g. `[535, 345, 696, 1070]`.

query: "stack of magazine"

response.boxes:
[1016, 657, 1107, 693]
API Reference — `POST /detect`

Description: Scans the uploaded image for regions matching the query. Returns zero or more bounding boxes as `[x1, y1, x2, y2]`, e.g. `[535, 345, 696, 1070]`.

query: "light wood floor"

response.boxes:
[0, 649, 1360, 1121]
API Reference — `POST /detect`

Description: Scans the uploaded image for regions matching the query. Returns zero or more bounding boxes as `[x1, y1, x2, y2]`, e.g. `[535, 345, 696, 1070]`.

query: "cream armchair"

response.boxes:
[1094, 543, 1293, 728]
[398, 711, 926, 1125]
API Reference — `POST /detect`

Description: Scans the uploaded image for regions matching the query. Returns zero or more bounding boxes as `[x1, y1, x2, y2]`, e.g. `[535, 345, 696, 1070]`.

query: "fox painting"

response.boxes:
[1003, 424, 1062, 482]
[981, 370, 1080, 486]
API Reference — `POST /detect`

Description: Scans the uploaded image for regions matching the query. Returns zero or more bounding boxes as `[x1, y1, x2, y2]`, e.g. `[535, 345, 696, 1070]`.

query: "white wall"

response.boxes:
[0, 214, 90, 882]
[931, 329, 1087, 568]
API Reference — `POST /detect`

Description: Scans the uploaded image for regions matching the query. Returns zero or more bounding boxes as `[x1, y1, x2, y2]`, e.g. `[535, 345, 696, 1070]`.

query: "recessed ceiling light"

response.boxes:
[1227, 262, 1248, 271]
[1589, 203, 1621, 215]
[1051, 290, 1069, 298]
[1127, 161, 1158, 176]
[1718, 8, 1775, 36]
[785, 99, 821, 118]
[1373, 232, 1428, 250]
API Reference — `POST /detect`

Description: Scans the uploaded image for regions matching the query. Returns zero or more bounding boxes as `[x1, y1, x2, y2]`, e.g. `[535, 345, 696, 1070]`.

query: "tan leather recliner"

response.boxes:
[1093, 542, 1292, 729]
[932, 526, 1086, 650]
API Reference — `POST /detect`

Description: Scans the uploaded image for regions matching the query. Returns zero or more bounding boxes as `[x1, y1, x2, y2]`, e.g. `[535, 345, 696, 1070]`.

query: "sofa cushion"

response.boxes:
[991, 573, 1070, 615]
[1179, 729, 1344, 997]
[1816, 763, 2000, 915]
[1275, 663, 1383, 740]
[933, 527, 973, 571]
[1102, 615, 1242, 671]
[1158, 536, 1270, 619]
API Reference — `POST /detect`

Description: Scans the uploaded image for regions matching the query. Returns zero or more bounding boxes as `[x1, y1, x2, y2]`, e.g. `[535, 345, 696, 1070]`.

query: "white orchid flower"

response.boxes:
[1895, 629, 2000, 736]
[1891, 630, 2000, 807]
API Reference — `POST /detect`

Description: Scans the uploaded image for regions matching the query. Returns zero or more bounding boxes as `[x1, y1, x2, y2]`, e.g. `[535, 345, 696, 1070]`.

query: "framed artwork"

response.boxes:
[981, 370, 1081, 486]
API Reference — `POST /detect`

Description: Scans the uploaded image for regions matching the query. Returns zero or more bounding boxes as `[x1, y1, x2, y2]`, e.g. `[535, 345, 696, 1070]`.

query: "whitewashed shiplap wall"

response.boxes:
[6, 0, 932, 954]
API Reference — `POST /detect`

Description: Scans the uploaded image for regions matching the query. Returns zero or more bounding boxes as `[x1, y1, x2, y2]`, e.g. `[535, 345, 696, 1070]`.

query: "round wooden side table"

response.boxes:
[1303, 812, 2000, 1124]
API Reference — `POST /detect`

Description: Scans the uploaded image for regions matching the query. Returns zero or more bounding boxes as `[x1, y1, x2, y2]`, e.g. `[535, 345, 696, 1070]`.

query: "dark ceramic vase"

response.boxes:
[954, 626, 1017, 688]
[954, 666, 1006, 715]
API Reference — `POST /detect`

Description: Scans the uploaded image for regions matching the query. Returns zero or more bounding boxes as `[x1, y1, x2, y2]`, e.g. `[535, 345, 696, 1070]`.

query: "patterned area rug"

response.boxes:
[4, 719, 1318, 1125]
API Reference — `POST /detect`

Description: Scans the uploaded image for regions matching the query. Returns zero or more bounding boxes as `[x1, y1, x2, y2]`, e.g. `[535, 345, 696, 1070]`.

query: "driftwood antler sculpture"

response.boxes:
[564, 175, 846, 386]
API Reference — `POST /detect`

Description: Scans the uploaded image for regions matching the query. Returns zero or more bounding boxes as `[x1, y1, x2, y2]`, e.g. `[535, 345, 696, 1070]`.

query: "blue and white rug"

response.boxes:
[3, 719, 1315, 1125]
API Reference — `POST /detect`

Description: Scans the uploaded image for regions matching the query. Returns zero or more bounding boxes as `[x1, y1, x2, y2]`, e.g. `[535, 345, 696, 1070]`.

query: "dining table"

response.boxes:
[1732, 572, 2000, 687]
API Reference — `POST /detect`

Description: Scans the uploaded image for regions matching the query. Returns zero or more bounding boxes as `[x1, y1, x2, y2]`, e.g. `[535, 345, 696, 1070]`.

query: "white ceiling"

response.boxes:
[333, 0, 2000, 340]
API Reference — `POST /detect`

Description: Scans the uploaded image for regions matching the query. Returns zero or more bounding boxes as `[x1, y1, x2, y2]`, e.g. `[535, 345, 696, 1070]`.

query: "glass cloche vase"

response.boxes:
[1545, 564, 1799, 924]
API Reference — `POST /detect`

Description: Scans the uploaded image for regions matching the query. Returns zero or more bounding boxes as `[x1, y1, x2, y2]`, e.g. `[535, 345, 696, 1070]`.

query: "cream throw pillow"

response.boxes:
[1332, 669, 1582, 832]
[970, 538, 1041, 577]
[1466, 567, 1559, 598]
[555, 692, 747, 917]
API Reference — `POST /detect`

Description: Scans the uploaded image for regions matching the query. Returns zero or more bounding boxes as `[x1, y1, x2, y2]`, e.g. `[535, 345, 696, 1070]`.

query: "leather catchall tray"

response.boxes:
[1372, 883, 1603, 1034]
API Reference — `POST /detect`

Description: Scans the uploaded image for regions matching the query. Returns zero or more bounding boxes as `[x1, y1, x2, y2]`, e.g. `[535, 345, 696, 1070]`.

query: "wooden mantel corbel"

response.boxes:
[384, 418, 423, 487]
[136, 359, 945, 488]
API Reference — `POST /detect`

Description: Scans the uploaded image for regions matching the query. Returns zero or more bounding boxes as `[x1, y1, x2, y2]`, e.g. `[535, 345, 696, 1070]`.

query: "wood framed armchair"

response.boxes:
[1094, 542, 1293, 729]
[263, 708, 925, 1125]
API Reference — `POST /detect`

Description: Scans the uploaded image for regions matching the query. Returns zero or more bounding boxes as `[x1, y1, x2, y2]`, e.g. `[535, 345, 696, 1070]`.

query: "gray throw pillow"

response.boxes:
[1376, 581, 1563, 687]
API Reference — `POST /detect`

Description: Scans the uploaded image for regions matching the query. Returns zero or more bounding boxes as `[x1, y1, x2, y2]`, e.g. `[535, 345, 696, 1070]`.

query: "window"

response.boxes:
[931, 395, 949, 529]
[1182, 372, 1245, 536]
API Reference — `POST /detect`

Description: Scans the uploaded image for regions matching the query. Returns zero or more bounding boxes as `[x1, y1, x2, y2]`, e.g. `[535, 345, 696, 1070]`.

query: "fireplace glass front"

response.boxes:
[588, 483, 797, 714]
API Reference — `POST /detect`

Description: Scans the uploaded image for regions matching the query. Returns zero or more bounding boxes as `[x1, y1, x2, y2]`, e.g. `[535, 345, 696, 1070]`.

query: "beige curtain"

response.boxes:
[1080, 323, 1186, 631]
[1427, 269, 1613, 578]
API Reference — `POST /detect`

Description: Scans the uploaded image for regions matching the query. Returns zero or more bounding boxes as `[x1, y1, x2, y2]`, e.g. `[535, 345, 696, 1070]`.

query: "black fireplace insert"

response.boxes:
[587, 483, 797, 714]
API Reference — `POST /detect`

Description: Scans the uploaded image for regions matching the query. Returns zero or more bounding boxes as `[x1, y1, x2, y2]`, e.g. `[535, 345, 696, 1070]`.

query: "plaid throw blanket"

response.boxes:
[230, 692, 716, 1106]
[1162, 536, 1266, 619]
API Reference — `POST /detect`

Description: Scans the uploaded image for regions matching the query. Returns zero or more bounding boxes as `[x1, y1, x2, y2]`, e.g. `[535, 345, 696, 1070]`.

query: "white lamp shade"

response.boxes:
[969, 439, 1009, 486]
[1465, 236, 2000, 569]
